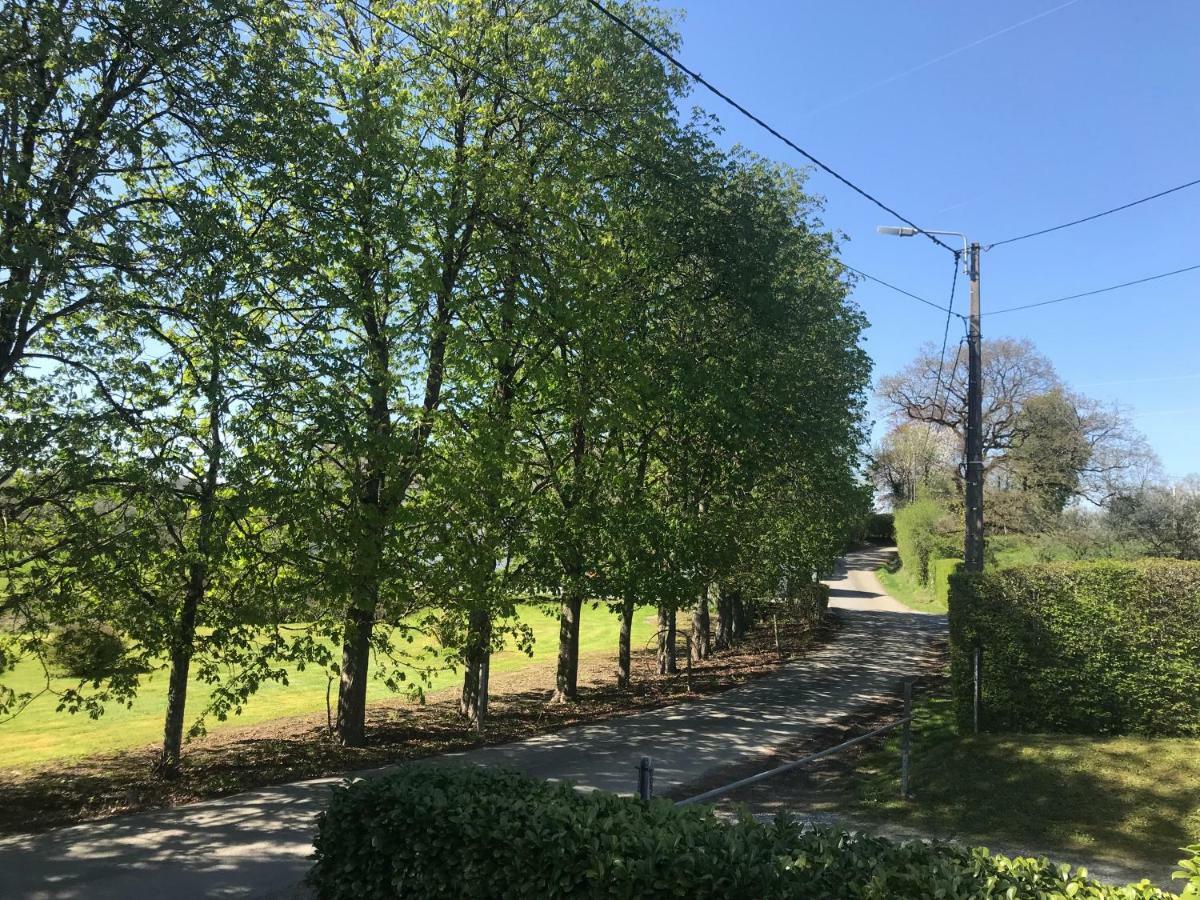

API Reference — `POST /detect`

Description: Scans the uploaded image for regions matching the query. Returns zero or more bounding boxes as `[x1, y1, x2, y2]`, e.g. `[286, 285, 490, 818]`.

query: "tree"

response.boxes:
[878, 337, 1059, 484]
[871, 422, 958, 507]
[0, 0, 244, 390]
[879, 337, 1157, 523]
[1109, 478, 1200, 560]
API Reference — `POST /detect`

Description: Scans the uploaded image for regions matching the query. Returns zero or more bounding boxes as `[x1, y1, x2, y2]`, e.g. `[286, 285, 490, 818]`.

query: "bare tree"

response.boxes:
[879, 337, 1158, 513]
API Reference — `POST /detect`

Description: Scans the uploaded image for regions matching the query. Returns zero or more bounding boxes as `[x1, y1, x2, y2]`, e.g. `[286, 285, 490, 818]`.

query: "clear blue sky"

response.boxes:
[663, 0, 1200, 477]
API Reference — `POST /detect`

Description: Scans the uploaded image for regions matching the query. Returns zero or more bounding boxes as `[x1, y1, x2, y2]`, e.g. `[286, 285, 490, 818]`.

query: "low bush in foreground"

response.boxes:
[949, 560, 1200, 735]
[309, 765, 1188, 899]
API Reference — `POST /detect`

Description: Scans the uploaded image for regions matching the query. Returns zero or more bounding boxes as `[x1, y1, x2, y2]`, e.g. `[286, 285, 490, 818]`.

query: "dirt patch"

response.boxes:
[0, 616, 836, 835]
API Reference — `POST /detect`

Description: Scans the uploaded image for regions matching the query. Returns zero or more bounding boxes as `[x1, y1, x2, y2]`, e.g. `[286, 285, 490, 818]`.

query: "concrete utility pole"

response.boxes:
[877, 226, 985, 571]
[964, 243, 984, 572]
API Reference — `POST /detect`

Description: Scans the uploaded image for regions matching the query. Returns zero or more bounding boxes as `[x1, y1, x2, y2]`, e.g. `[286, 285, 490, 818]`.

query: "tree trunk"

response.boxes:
[657, 605, 677, 675]
[460, 607, 492, 722]
[552, 586, 584, 702]
[157, 564, 202, 777]
[731, 588, 747, 641]
[617, 593, 635, 689]
[691, 587, 711, 663]
[714, 584, 734, 651]
[158, 343, 222, 776]
[335, 605, 374, 746]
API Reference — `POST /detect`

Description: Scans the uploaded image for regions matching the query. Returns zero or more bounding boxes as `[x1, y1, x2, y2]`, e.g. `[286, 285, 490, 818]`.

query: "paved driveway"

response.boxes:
[0, 546, 943, 899]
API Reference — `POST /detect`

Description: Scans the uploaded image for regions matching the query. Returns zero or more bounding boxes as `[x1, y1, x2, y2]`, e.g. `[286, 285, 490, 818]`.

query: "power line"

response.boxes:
[985, 262, 1200, 316]
[930, 253, 962, 415]
[346, 0, 947, 321]
[986, 177, 1200, 249]
[838, 263, 962, 316]
[582, 0, 957, 256]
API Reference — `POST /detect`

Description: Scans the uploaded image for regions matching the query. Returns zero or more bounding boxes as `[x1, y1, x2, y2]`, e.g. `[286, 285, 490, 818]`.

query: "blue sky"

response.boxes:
[662, 0, 1199, 477]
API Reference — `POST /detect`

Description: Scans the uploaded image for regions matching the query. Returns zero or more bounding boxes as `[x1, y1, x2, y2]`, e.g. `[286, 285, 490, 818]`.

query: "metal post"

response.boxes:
[637, 756, 654, 800]
[900, 679, 912, 799]
[965, 242, 985, 572]
[973, 645, 982, 734]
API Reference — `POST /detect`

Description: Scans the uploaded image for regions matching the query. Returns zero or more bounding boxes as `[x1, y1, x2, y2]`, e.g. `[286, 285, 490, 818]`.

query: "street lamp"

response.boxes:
[877, 224, 985, 573]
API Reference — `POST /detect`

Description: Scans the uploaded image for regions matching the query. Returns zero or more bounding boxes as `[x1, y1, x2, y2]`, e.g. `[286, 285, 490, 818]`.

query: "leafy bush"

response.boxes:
[949, 560, 1200, 735]
[862, 512, 894, 543]
[780, 581, 829, 629]
[894, 497, 952, 585]
[47, 625, 130, 679]
[309, 765, 1181, 899]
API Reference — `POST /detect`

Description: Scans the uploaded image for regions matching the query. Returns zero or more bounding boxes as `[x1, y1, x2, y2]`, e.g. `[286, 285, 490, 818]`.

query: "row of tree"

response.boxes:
[0, 0, 871, 773]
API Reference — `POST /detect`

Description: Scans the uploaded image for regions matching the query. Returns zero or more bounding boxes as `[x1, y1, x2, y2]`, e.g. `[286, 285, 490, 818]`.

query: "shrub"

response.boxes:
[47, 625, 129, 679]
[780, 581, 829, 629]
[949, 559, 1200, 735]
[862, 512, 894, 544]
[894, 497, 951, 585]
[309, 765, 1180, 899]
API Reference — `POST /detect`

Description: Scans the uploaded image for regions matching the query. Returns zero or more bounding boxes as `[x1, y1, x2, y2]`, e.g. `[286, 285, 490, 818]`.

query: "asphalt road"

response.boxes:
[0, 546, 944, 899]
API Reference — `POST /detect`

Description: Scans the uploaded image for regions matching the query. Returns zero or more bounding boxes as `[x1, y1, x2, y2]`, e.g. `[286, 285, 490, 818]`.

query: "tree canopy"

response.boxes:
[1, 0, 872, 767]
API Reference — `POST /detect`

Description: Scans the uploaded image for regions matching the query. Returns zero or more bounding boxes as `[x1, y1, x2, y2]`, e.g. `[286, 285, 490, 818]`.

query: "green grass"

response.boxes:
[847, 696, 1200, 868]
[876, 557, 955, 614]
[0, 604, 659, 771]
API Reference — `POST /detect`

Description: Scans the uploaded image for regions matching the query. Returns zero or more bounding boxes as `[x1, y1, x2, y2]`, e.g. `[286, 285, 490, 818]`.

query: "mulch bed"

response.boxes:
[0, 617, 837, 835]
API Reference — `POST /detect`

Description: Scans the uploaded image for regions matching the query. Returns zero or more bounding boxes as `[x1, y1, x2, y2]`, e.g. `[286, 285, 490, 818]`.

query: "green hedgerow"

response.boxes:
[949, 559, 1200, 736]
[309, 765, 1183, 899]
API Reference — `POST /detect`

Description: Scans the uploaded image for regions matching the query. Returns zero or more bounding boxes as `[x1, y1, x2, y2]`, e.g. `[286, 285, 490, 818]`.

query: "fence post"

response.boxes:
[476, 650, 490, 734]
[637, 756, 654, 800]
[900, 679, 912, 799]
[973, 645, 982, 734]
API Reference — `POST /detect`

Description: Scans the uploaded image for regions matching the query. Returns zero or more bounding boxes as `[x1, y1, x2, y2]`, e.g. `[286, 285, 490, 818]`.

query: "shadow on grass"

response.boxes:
[856, 692, 1200, 868]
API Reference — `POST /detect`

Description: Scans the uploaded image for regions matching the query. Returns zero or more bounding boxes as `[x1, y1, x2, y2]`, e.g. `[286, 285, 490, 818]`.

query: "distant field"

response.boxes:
[0, 604, 659, 770]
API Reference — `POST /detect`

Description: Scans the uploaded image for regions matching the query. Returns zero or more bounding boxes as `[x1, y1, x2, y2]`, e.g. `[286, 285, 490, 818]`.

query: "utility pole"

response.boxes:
[964, 242, 984, 572]
[877, 226, 986, 572]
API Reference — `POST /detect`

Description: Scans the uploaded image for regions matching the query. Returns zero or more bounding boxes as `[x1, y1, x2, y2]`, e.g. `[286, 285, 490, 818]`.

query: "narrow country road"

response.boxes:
[0, 546, 944, 900]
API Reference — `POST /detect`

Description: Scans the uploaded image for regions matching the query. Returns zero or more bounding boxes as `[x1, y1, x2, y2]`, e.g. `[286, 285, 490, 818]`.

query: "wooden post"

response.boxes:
[685, 635, 692, 692]
[638, 756, 654, 800]
[900, 679, 912, 799]
[476, 649, 490, 734]
[973, 645, 982, 734]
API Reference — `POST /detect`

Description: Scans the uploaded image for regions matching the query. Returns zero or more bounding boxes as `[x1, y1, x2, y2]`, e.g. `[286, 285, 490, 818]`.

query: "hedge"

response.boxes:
[309, 765, 1186, 899]
[894, 498, 953, 586]
[949, 559, 1200, 735]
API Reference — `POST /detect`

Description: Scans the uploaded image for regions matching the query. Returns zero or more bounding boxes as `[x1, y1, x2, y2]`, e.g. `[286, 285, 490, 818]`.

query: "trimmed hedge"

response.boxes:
[949, 559, 1200, 735]
[309, 765, 1182, 899]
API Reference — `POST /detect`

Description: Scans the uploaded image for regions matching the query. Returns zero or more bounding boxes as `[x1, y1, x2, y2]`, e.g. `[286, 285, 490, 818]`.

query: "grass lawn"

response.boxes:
[0, 603, 660, 770]
[876, 557, 954, 614]
[847, 695, 1200, 869]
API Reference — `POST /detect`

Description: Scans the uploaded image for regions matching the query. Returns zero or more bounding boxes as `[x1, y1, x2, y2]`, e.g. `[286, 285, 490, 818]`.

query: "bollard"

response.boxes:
[900, 679, 912, 799]
[637, 756, 654, 800]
